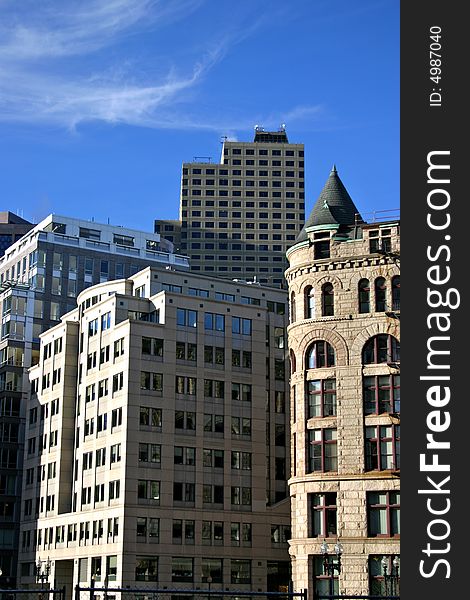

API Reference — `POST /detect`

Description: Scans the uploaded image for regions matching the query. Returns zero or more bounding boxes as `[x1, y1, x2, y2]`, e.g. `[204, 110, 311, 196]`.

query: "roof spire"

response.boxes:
[294, 166, 363, 243]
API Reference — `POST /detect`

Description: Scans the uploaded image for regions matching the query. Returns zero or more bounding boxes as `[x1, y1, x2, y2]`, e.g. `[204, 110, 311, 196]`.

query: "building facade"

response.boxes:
[0, 212, 33, 256]
[154, 219, 182, 253]
[18, 267, 291, 595]
[0, 215, 189, 587]
[286, 168, 400, 597]
[157, 127, 306, 287]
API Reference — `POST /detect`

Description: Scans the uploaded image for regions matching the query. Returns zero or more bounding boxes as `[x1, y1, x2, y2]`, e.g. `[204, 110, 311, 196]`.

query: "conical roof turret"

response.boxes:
[295, 166, 363, 243]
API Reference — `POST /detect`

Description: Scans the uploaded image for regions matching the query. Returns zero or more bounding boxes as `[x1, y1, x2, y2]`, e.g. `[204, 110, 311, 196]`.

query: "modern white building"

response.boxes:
[18, 266, 291, 595]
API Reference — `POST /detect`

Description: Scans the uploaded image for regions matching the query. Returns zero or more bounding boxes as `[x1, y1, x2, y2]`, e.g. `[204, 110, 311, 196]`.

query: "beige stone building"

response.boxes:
[286, 167, 400, 597]
[18, 267, 291, 595]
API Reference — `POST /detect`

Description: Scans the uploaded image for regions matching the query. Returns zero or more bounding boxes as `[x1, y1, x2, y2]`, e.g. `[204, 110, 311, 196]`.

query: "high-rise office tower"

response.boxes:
[0, 212, 34, 256]
[155, 126, 305, 287]
[18, 266, 291, 594]
[286, 167, 400, 597]
[0, 215, 188, 587]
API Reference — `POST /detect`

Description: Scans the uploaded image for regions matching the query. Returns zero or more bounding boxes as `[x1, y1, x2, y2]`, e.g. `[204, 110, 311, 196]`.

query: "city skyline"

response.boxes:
[0, 0, 399, 230]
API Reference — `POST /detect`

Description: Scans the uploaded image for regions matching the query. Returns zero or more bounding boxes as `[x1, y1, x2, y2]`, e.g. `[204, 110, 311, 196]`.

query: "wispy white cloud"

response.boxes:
[0, 0, 229, 130]
[0, 1, 326, 133]
[0, 0, 201, 60]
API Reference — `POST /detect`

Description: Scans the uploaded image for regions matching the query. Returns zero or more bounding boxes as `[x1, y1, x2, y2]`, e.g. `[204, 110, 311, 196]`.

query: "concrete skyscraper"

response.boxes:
[155, 127, 306, 287]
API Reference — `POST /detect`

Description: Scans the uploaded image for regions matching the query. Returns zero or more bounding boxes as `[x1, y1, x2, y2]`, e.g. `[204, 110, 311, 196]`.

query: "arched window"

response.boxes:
[362, 335, 400, 364]
[392, 276, 400, 311]
[358, 279, 370, 314]
[290, 350, 296, 375]
[306, 341, 335, 369]
[305, 286, 315, 319]
[321, 283, 334, 316]
[375, 277, 387, 312]
[290, 292, 296, 323]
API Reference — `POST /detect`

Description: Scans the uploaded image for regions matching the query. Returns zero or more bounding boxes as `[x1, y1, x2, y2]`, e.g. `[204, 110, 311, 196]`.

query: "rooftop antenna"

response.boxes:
[220, 136, 228, 144]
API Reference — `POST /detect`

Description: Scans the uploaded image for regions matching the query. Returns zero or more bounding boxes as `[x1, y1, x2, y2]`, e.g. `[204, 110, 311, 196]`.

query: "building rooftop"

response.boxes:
[296, 166, 363, 242]
[253, 125, 289, 143]
[0, 211, 32, 225]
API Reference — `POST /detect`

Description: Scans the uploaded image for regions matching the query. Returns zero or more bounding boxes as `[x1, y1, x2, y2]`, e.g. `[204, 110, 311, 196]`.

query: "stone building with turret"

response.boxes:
[285, 167, 400, 597]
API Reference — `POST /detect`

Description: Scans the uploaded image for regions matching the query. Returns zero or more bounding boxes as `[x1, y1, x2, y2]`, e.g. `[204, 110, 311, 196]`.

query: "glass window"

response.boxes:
[359, 279, 370, 313]
[307, 380, 337, 417]
[321, 283, 334, 316]
[307, 429, 337, 472]
[306, 341, 335, 369]
[375, 277, 387, 312]
[367, 492, 400, 537]
[309, 493, 337, 537]
[363, 335, 400, 364]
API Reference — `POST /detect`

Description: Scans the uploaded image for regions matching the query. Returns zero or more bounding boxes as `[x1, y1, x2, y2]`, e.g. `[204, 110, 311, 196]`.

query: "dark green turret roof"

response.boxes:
[296, 166, 363, 243]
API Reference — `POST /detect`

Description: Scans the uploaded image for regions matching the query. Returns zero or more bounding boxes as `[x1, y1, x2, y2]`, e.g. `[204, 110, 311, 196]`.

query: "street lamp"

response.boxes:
[320, 541, 343, 596]
[381, 556, 400, 596]
[35, 558, 51, 586]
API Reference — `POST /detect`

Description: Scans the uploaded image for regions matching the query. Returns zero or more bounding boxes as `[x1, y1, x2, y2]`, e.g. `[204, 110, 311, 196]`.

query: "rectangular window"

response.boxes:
[174, 411, 196, 431]
[205, 379, 225, 399]
[135, 557, 158, 582]
[231, 559, 251, 584]
[80, 227, 101, 240]
[307, 380, 337, 417]
[367, 491, 400, 537]
[176, 308, 198, 328]
[363, 375, 400, 414]
[140, 407, 162, 428]
[231, 486, 252, 506]
[88, 319, 98, 337]
[110, 443, 121, 464]
[140, 372, 163, 392]
[232, 317, 252, 335]
[308, 429, 337, 472]
[114, 338, 125, 358]
[173, 482, 196, 503]
[365, 425, 400, 471]
[172, 557, 194, 582]
[139, 443, 162, 464]
[101, 312, 111, 331]
[174, 446, 196, 466]
[204, 414, 224, 434]
[205, 312, 225, 331]
[309, 493, 337, 537]
[112, 372, 124, 393]
[138, 480, 160, 503]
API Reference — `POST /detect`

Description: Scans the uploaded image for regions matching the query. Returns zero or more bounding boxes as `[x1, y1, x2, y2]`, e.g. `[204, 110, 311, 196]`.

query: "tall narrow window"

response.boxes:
[289, 350, 296, 375]
[309, 493, 337, 537]
[375, 277, 387, 312]
[367, 491, 400, 537]
[358, 279, 370, 314]
[392, 276, 400, 311]
[307, 429, 337, 472]
[290, 292, 296, 323]
[321, 283, 334, 316]
[307, 380, 337, 417]
[365, 425, 400, 471]
[305, 286, 315, 319]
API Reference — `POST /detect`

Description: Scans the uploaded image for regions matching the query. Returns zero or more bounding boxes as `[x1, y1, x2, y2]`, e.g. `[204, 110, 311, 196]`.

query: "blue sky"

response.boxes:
[0, 0, 399, 232]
